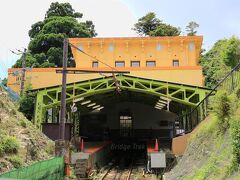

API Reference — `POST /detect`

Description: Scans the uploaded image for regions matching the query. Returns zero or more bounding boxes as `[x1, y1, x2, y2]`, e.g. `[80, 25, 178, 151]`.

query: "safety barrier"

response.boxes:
[0, 156, 64, 180]
[174, 62, 240, 136]
[0, 82, 19, 101]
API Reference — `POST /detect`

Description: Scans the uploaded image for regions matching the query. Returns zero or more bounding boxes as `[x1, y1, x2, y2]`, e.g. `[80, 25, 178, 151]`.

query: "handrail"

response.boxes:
[174, 62, 240, 136]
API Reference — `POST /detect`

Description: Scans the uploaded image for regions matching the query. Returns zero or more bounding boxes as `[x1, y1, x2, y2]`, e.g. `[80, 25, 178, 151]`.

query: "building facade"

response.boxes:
[8, 36, 203, 93]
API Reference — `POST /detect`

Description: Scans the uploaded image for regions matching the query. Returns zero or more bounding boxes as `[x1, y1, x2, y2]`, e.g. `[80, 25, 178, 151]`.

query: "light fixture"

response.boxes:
[96, 107, 104, 111]
[156, 103, 165, 106]
[160, 96, 171, 101]
[81, 100, 91, 105]
[155, 106, 163, 110]
[157, 102, 165, 106]
[87, 103, 96, 107]
[155, 104, 165, 108]
[93, 105, 101, 109]
[158, 100, 167, 104]
[73, 97, 84, 103]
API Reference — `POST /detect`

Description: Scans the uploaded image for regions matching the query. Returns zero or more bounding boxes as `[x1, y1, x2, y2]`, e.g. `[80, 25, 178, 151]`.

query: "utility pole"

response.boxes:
[20, 48, 27, 96]
[59, 38, 68, 140]
[10, 48, 27, 96]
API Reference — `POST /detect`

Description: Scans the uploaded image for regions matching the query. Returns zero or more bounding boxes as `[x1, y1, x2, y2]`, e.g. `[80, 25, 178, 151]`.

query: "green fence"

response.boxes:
[0, 157, 64, 180]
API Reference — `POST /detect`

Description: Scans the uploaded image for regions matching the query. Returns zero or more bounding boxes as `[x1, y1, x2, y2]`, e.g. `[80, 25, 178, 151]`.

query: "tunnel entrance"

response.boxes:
[34, 75, 211, 176]
[77, 100, 178, 150]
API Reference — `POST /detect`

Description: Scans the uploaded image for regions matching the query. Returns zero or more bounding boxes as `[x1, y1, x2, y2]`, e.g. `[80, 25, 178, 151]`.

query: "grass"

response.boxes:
[6, 155, 23, 169]
[1, 136, 20, 154]
[166, 88, 240, 180]
[0, 89, 54, 173]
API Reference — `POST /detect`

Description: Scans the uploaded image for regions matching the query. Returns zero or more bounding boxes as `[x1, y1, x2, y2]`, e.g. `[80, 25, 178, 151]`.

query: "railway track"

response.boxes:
[100, 152, 145, 180]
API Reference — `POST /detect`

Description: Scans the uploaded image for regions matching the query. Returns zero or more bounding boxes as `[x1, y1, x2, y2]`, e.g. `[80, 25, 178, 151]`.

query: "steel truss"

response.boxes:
[33, 75, 211, 127]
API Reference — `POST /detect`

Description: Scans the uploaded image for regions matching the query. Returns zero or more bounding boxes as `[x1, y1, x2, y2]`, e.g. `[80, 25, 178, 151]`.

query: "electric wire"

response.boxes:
[69, 42, 119, 72]
[69, 41, 121, 92]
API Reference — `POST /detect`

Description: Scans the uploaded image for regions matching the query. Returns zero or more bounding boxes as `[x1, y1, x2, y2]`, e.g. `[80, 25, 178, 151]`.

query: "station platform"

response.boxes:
[83, 141, 111, 153]
[147, 140, 157, 153]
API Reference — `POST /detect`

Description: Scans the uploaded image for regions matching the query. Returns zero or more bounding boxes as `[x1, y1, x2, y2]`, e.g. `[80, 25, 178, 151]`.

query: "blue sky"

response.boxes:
[1, 0, 240, 79]
[121, 0, 240, 48]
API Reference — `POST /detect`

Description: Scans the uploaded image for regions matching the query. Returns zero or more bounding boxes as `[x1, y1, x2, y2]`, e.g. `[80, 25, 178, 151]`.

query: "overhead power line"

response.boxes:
[68, 42, 122, 93]
[69, 43, 118, 72]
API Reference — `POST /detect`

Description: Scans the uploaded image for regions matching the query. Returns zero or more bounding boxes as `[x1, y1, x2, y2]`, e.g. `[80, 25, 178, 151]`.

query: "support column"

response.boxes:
[34, 92, 45, 128]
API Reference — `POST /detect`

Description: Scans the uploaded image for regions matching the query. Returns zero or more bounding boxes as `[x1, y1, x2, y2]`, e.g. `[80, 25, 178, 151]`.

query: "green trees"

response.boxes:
[185, 21, 199, 36]
[133, 12, 201, 37]
[223, 37, 240, 68]
[18, 82, 34, 120]
[13, 2, 96, 68]
[201, 37, 240, 88]
[133, 12, 181, 36]
[1, 78, 7, 86]
[19, 94, 34, 120]
[45, 2, 83, 19]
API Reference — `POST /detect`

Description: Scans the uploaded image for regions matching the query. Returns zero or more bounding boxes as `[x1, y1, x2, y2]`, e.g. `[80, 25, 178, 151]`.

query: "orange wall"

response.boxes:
[8, 67, 204, 93]
[69, 36, 203, 69]
[172, 115, 212, 156]
[172, 134, 191, 156]
[7, 36, 204, 93]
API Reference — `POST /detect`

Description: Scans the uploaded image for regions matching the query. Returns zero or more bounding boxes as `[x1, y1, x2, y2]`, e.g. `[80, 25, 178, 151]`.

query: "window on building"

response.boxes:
[188, 42, 195, 51]
[172, 60, 179, 67]
[92, 61, 98, 68]
[156, 43, 162, 51]
[119, 113, 133, 137]
[108, 44, 114, 52]
[115, 61, 125, 67]
[146, 61, 156, 67]
[78, 44, 83, 51]
[131, 61, 140, 67]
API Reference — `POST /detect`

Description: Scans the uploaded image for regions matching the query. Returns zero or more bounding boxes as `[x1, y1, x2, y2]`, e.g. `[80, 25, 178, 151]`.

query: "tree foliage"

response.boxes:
[13, 2, 97, 68]
[45, 2, 83, 19]
[212, 91, 231, 132]
[2, 78, 7, 86]
[133, 12, 180, 36]
[19, 94, 34, 120]
[150, 23, 181, 36]
[200, 36, 240, 88]
[185, 21, 199, 36]
[18, 83, 34, 120]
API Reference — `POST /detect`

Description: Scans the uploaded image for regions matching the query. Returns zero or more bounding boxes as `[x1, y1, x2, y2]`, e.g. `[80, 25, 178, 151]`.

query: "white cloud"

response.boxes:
[0, 0, 137, 78]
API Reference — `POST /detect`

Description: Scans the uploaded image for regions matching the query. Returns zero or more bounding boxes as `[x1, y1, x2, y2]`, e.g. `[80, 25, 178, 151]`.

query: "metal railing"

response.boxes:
[174, 62, 240, 136]
[0, 82, 19, 101]
[0, 156, 64, 180]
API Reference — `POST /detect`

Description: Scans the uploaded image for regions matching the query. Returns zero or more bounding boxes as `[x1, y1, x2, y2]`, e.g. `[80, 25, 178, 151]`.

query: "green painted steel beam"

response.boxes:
[33, 74, 211, 127]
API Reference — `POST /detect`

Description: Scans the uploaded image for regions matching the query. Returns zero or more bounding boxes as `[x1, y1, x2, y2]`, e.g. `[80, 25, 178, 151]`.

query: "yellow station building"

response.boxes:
[7, 36, 208, 156]
[8, 36, 204, 93]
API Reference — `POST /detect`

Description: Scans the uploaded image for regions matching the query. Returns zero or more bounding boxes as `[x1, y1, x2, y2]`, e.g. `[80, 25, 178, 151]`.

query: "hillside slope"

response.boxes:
[165, 91, 240, 180]
[0, 89, 54, 173]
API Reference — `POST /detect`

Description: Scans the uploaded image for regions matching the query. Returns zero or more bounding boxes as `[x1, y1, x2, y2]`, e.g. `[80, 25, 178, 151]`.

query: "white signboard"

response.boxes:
[151, 152, 166, 168]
